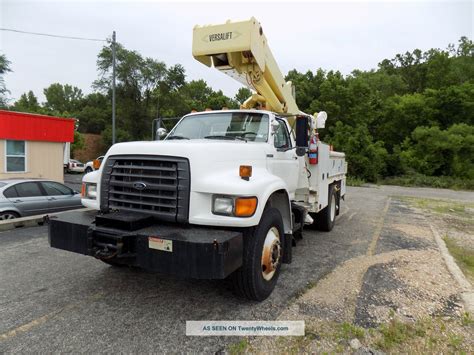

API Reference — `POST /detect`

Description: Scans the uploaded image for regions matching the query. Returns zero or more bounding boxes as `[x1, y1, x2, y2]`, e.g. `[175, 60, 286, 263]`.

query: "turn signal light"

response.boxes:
[93, 159, 101, 170]
[239, 165, 252, 180]
[235, 197, 258, 217]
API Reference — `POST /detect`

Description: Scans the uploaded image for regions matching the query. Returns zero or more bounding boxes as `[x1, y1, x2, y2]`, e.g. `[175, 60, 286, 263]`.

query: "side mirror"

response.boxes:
[295, 116, 309, 148]
[271, 120, 280, 134]
[156, 127, 168, 140]
[315, 111, 328, 129]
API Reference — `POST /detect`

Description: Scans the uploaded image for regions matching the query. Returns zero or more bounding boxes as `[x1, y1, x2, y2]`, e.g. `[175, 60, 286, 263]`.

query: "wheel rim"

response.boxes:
[1, 213, 17, 220]
[261, 227, 281, 281]
[330, 194, 336, 222]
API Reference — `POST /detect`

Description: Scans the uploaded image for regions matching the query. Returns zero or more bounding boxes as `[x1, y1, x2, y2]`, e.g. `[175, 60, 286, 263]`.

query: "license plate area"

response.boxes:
[148, 236, 173, 252]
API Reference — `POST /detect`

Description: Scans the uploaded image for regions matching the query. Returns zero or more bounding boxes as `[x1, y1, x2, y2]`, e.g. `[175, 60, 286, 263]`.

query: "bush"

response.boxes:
[327, 122, 388, 182]
[400, 124, 474, 179]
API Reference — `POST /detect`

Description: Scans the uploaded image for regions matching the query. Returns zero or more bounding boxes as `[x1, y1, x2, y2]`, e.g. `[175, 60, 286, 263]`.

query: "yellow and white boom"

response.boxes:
[193, 17, 299, 116]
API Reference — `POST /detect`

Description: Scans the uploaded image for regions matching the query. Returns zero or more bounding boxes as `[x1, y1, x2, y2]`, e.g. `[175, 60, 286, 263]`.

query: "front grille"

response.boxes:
[100, 155, 190, 223]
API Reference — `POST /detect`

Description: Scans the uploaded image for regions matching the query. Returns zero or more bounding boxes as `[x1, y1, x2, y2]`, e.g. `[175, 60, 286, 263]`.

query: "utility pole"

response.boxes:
[112, 30, 116, 145]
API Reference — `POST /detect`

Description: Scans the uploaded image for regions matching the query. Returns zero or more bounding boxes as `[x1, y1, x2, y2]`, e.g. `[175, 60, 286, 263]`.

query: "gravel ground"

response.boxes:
[0, 185, 473, 353]
[250, 195, 474, 353]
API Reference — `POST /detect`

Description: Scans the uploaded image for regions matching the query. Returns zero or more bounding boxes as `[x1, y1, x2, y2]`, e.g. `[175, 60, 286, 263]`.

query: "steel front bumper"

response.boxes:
[48, 210, 243, 279]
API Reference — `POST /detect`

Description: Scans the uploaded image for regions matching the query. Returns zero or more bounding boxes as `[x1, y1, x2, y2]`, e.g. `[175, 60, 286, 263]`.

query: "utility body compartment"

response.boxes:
[48, 210, 243, 279]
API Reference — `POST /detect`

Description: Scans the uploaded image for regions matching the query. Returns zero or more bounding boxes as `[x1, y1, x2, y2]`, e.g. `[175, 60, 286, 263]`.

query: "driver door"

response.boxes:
[269, 119, 299, 196]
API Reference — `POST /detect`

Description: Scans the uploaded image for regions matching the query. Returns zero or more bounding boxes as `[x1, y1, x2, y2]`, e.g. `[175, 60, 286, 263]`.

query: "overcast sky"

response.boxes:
[1, 0, 472, 103]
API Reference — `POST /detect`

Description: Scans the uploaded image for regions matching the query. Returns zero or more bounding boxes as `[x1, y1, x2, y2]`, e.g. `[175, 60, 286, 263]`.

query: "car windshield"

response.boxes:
[166, 112, 269, 142]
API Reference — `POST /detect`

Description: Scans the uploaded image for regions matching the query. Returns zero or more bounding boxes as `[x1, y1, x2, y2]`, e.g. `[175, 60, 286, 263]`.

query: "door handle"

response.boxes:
[48, 197, 56, 201]
[14, 199, 23, 203]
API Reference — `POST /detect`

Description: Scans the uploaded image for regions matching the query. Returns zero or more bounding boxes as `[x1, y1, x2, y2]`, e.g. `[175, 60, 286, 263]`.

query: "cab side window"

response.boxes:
[274, 120, 291, 149]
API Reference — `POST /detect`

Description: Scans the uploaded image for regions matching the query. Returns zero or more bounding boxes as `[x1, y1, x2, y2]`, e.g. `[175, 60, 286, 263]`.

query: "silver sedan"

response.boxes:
[0, 179, 82, 220]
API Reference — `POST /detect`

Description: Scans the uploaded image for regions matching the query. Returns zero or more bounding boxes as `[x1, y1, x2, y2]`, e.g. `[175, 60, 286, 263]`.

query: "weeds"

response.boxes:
[336, 322, 365, 341]
[382, 174, 474, 190]
[228, 339, 248, 354]
[346, 176, 365, 187]
[375, 318, 418, 350]
[444, 236, 474, 279]
[461, 312, 473, 326]
[448, 333, 464, 350]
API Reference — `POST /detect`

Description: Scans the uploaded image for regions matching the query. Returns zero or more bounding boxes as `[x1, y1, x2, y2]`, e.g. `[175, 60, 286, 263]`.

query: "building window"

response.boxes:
[6, 140, 26, 172]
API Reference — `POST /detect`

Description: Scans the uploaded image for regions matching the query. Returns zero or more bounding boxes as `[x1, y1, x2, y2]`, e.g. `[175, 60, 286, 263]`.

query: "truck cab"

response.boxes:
[82, 110, 301, 229]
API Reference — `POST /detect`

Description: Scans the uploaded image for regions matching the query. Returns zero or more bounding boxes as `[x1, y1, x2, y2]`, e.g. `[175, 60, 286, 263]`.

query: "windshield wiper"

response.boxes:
[204, 135, 246, 141]
[167, 135, 190, 140]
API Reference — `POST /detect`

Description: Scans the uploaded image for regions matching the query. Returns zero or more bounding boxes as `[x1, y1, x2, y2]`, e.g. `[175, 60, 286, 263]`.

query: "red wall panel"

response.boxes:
[0, 110, 75, 143]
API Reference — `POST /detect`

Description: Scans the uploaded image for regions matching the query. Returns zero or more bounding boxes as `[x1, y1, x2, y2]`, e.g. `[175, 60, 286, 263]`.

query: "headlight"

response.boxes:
[81, 183, 97, 200]
[212, 195, 258, 217]
[212, 196, 234, 215]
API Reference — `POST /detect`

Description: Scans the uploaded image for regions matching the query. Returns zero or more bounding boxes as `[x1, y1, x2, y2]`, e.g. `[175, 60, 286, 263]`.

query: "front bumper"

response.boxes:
[48, 210, 243, 279]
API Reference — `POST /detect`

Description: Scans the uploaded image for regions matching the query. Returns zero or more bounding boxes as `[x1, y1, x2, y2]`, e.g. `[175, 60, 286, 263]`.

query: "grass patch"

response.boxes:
[398, 196, 474, 220]
[461, 312, 473, 326]
[251, 317, 472, 353]
[346, 176, 365, 187]
[228, 339, 248, 354]
[382, 174, 474, 190]
[336, 322, 365, 341]
[374, 318, 427, 351]
[444, 236, 474, 279]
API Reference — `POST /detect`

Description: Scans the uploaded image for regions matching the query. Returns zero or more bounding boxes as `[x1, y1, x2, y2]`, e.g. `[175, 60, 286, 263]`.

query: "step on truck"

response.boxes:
[49, 18, 347, 301]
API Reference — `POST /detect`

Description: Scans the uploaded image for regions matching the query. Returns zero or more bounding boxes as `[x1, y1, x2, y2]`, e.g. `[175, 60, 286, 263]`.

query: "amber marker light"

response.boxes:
[239, 165, 252, 180]
[81, 183, 86, 197]
[235, 197, 258, 217]
[93, 159, 101, 170]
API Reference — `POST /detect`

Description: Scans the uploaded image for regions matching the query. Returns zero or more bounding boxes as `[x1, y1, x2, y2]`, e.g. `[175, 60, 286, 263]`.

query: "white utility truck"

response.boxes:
[49, 18, 347, 300]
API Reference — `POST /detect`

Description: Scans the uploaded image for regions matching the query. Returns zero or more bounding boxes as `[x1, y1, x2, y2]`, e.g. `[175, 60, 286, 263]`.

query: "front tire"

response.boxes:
[85, 167, 93, 174]
[231, 208, 284, 301]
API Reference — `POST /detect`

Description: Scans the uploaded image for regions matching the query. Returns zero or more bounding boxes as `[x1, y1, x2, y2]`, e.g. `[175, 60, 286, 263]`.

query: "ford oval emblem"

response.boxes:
[133, 182, 147, 191]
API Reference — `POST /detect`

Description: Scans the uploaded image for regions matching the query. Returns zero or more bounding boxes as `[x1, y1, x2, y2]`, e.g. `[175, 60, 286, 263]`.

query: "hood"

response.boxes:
[105, 139, 269, 163]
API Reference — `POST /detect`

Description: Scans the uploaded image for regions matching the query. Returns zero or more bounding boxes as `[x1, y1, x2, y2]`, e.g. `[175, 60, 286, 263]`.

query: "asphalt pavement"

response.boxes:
[63, 173, 83, 192]
[1, 185, 473, 352]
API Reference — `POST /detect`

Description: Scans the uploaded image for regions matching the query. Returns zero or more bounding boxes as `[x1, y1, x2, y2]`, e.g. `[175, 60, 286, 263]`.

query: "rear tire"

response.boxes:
[231, 208, 284, 301]
[317, 185, 338, 232]
[0, 211, 20, 220]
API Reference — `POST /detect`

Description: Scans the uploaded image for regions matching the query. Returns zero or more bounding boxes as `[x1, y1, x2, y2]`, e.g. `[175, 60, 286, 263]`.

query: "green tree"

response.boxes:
[234, 87, 253, 105]
[71, 131, 85, 157]
[400, 124, 474, 179]
[43, 83, 83, 114]
[0, 54, 12, 107]
[327, 122, 388, 181]
[94, 42, 171, 140]
[76, 92, 111, 134]
[12, 91, 42, 113]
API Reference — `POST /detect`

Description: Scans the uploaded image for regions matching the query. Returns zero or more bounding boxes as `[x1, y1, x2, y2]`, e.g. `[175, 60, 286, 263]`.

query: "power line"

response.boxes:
[0, 28, 107, 42]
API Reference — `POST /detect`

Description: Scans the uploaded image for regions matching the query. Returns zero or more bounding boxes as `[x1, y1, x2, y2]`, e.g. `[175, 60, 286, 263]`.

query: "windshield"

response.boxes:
[166, 112, 269, 142]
